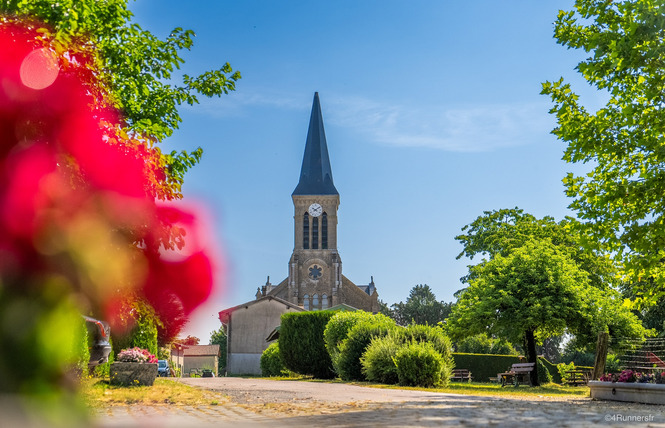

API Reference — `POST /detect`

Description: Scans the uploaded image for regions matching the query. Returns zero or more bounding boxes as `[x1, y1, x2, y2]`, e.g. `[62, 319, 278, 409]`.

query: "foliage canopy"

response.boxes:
[541, 0, 665, 305]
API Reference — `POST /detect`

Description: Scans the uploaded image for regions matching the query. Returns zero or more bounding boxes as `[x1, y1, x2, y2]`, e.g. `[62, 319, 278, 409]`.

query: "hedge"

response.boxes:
[451, 353, 559, 383]
[279, 310, 336, 379]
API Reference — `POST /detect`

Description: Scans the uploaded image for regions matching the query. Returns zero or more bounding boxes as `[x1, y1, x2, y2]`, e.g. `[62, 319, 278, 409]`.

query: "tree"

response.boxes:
[0, 0, 240, 201]
[448, 239, 645, 386]
[456, 208, 619, 290]
[175, 335, 200, 346]
[210, 326, 227, 375]
[455, 208, 647, 354]
[541, 0, 665, 306]
[391, 285, 453, 326]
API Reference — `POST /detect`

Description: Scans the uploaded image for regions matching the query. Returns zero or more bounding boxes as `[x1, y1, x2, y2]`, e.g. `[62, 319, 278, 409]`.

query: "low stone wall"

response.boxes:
[110, 362, 158, 386]
[589, 380, 665, 405]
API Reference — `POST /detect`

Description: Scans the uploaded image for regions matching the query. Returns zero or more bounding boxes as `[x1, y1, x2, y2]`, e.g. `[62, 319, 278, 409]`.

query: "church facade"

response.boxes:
[219, 93, 378, 374]
[256, 92, 379, 312]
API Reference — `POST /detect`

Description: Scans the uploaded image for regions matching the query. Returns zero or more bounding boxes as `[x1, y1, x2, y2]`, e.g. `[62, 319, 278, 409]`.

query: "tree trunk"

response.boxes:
[524, 330, 539, 387]
[592, 331, 609, 380]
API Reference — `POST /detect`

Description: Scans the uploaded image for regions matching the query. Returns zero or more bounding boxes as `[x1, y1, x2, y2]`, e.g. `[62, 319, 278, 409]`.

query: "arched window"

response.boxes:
[312, 216, 319, 249]
[322, 213, 328, 249]
[321, 294, 329, 309]
[312, 294, 319, 310]
[303, 212, 309, 249]
[303, 294, 310, 310]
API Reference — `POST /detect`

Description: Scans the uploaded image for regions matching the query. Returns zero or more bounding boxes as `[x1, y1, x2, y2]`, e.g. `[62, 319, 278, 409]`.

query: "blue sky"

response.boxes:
[129, 1, 602, 341]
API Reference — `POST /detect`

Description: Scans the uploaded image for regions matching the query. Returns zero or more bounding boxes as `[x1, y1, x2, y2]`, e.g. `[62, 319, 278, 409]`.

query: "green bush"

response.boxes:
[361, 324, 455, 386]
[279, 310, 336, 378]
[456, 333, 518, 355]
[336, 316, 396, 381]
[261, 342, 287, 377]
[76, 317, 90, 376]
[324, 311, 385, 370]
[361, 333, 401, 384]
[394, 342, 444, 387]
[556, 361, 575, 383]
[537, 358, 553, 384]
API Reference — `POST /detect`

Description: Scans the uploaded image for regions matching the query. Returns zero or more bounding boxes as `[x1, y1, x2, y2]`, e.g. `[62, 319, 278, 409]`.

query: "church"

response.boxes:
[219, 92, 379, 375]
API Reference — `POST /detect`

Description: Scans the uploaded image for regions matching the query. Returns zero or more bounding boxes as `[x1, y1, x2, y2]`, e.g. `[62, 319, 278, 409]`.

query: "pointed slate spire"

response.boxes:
[292, 92, 339, 196]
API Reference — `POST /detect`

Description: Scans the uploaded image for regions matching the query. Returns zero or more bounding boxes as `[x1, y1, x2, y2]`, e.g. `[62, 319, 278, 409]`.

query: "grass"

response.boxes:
[258, 375, 590, 399]
[80, 377, 225, 407]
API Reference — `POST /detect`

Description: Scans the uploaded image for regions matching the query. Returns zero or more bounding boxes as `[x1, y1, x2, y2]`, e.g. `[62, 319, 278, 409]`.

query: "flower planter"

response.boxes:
[589, 380, 665, 405]
[110, 362, 158, 386]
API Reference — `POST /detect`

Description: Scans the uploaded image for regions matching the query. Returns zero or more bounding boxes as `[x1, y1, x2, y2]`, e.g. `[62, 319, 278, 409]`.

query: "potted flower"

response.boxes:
[590, 369, 665, 404]
[110, 347, 159, 386]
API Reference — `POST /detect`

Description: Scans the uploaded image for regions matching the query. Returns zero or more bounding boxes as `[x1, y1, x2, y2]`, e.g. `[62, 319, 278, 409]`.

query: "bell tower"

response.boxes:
[288, 93, 342, 309]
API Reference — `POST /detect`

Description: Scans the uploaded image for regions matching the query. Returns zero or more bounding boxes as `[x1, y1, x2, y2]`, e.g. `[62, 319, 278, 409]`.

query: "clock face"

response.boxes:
[308, 203, 323, 217]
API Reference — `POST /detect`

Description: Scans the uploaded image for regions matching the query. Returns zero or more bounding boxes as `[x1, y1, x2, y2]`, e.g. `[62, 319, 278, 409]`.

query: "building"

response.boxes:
[171, 344, 220, 376]
[218, 92, 379, 375]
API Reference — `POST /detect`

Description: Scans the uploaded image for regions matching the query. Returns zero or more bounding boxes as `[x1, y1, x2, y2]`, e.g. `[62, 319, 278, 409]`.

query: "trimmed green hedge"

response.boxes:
[279, 310, 336, 379]
[451, 353, 559, 383]
[260, 342, 287, 377]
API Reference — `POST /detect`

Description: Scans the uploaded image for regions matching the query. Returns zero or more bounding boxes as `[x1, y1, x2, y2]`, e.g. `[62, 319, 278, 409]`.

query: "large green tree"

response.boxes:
[455, 208, 643, 349]
[541, 0, 665, 305]
[456, 208, 618, 290]
[448, 239, 645, 386]
[391, 284, 453, 326]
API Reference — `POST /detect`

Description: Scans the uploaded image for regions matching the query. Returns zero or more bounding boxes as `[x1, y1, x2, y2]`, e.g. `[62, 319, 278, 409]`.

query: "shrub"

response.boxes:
[361, 333, 402, 384]
[557, 361, 576, 383]
[261, 342, 287, 377]
[324, 311, 382, 369]
[399, 324, 454, 386]
[336, 316, 396, 381]
[537, 358, 553, 384]
[394, 342, 444, 387]
[279, 310, 336, 378]
[76, 316, 90, 376]
[455, 333, 518, 355]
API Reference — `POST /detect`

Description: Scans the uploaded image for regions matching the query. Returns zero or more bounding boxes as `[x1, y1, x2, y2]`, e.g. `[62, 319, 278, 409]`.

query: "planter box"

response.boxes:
[589, 380, 665, 405]
[110, 362, 158, 387]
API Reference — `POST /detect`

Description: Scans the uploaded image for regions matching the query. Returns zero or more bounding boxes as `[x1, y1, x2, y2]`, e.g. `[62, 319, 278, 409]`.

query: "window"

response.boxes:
[312, 294, 319, 310]
[321, 294, 329, 309]
[303, 294, 310, 310]
[312, 216, 319, 249]
[303, 213, 309, 249]
[322, 213, 328, 249]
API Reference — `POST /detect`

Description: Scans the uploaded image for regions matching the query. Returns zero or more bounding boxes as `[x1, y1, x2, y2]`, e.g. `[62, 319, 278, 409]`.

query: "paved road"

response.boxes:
[93, 377, 665, 427]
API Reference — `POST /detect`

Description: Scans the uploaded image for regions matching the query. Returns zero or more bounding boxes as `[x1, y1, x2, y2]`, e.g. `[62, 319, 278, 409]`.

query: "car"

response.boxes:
[158, 360, 170, 377]
[84, 316, 112, 369]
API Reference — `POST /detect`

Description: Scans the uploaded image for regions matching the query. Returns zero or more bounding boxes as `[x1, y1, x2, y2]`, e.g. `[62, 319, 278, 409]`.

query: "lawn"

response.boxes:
[80, 377, 225, 407]
[81, 376, 588, 409]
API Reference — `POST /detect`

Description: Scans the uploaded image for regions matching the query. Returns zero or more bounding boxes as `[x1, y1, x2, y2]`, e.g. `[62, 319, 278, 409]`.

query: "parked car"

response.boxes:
[158, 360, 169, 377]
[84, 316, 111, 368]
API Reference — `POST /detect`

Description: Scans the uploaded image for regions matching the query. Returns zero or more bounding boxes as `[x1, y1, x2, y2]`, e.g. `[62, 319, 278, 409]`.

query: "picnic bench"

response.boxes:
[565, 369, 591, 386]
[499, 362, 536, 387]
[450, 369, 472, 382]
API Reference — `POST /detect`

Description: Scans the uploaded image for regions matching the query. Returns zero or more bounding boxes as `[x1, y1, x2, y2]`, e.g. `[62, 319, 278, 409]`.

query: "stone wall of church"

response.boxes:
[339, 275, 379, 313]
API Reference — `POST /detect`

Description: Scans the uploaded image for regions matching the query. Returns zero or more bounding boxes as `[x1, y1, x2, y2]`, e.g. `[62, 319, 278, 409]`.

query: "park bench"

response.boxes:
[499, 362, 536, 387]
[450, 369, 472, 382]
[565, 369, 591, 386]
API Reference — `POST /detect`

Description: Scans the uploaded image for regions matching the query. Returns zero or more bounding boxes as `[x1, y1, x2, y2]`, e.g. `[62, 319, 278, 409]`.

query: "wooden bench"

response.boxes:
[565, 369, 591, 386]
[499, 363, 536, 387]
[450, 369, 472, 382]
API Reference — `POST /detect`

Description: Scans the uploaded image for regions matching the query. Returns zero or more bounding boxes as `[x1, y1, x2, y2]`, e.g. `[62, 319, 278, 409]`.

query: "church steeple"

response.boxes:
[292, 92, 339, 196]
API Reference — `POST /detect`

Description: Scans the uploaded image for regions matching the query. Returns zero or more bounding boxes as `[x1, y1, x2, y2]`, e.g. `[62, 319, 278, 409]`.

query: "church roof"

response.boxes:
[292, 92, 339, 196]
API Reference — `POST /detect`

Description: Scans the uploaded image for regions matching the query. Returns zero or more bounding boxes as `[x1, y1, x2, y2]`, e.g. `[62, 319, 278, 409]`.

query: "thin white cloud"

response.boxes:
[188, 90, 554, 152]
[327, 96, 554, 153]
